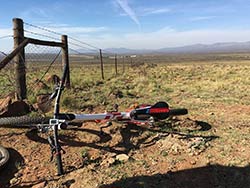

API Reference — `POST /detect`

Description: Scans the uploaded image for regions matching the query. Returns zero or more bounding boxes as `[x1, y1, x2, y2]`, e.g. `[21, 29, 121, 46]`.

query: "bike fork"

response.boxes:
[53, 124, 63, 175]
[48, 124, 65, 175]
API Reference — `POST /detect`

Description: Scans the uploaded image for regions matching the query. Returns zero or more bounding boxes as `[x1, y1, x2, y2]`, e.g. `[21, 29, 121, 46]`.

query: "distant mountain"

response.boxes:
[158, 42, 250, 54]
[102, 41, 250, 54]
[104, 48, 155, 54]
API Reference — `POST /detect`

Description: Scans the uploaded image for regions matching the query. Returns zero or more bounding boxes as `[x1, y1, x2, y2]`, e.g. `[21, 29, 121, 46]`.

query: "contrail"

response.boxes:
[116, 0, 140, 26]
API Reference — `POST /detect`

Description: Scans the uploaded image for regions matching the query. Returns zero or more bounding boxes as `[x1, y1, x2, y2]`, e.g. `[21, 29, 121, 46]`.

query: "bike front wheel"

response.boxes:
[0, 146, 9, 169]
[0, 116, 51, 127]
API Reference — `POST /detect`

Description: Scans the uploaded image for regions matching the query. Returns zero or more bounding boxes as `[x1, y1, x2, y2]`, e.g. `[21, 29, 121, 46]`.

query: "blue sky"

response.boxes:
[1, 0, 250, 51]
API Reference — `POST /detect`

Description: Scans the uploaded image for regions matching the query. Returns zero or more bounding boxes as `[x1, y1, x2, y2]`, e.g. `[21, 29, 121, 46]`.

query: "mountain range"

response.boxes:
[2, 41, 250, 56]
[103, 41, 250, 54]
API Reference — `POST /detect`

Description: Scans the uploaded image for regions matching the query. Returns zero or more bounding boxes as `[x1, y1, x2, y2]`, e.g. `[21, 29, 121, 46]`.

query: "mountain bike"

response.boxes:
[0, 63, 188, 175]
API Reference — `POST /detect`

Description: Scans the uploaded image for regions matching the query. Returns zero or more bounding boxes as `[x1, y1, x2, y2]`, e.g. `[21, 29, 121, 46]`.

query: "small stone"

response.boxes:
[100, 158, 115, 167]
[10, 178, 19, 185]
[206, 160, 211, 166]
[14, 172, 22, 178]
[190, 160, 196, 165]
[116, 154, 129, 163]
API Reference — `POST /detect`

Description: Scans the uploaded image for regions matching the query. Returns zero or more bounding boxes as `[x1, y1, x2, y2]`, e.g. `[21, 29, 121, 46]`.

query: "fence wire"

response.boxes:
[24, 44, 62, 98]
[0, 35, 15, 98]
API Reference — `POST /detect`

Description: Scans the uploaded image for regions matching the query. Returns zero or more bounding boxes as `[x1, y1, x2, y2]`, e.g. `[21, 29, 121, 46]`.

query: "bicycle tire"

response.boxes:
[0, 116, 51, 127]
[169, 108, 188, 116]
[0, 146, 9, 169]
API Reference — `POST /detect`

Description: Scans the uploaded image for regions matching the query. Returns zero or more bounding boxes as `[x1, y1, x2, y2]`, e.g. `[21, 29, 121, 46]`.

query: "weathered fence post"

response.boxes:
[122, 56, 125, 73]
[13, 18, 27, 100]
[99, 49, 104, 79]
[115, 54, 118, 76]
[61, 35, 70, 88]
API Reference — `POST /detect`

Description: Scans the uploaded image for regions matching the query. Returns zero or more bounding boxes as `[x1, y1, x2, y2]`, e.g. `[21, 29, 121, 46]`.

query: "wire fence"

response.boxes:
[23, 20, 136, 76]
[25, 44, 62, 85]
[0, 20, 144, 100]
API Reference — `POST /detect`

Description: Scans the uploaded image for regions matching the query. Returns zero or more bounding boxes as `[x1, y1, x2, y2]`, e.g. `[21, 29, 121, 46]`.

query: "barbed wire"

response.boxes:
[24, 29, 99, 53]
[68, 41, 99, 53]
[24, 29, 61, 42]
[68, 36, 99, 50]
[24, 22, 62, 36]
[69, 48, 84, 55]
[24, 21, 102, 51]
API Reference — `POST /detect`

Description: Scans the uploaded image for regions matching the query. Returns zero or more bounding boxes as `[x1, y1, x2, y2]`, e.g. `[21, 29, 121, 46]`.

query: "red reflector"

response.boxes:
[149, 108, 169, 113]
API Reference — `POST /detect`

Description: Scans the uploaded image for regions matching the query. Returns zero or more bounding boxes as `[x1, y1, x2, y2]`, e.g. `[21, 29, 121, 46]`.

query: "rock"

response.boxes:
[33, 79, 49, 91]
[14, 172, 22, 178]
[109, 89, 123, 99]
[116, 154, 129, 163]
[95, 81, 104, 86]
[36, 94, 50, 104]
[45, 74, 60, 85]
[33, 94, 52, 113]
[10, 177, 19, 185]
[32, 181, 46, 188]
[100, 158, 116, 167]
[0, 99, 31, 117]
[190, 160, 196, 165]
[171, 143, 182, 155]
[0, 96, 12, 115]
[5, 91, 18, 100]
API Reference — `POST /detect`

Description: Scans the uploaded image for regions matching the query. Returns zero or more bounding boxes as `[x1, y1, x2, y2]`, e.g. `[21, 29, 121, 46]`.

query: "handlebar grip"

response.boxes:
[169, 108, 188, 116]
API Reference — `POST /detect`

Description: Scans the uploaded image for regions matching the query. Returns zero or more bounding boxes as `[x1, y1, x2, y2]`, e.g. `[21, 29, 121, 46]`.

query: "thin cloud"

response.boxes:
[115, 0, 140, 26]
[189, 16, 217, 22]
[24, 24, 108, 34]
[141, 8, 171, 16]
[51, 26, 108, 34]
[20, 8, 51, 21]
[82, 28, 250, 49]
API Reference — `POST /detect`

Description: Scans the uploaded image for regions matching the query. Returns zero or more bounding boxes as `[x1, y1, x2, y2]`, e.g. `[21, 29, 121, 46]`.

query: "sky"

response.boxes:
[1, 0, 250, 51]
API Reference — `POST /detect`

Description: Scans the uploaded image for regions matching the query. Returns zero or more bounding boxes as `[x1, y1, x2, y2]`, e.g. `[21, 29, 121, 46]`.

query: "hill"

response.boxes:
[104, 41, 250, 54]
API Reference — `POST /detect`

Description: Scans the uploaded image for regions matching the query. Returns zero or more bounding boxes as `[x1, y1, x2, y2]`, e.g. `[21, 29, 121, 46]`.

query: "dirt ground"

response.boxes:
[1, 102, 250, 188]
[1, 62, 250, 188]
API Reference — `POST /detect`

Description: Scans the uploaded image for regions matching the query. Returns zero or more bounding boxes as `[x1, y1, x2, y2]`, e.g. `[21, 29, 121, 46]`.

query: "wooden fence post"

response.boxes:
[99, 49, 104, 79]
[115, 54, 118, 76]
[13, 18, 27, 100]
[61, 35, 70, 88]
[122, 56, 125, 73]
